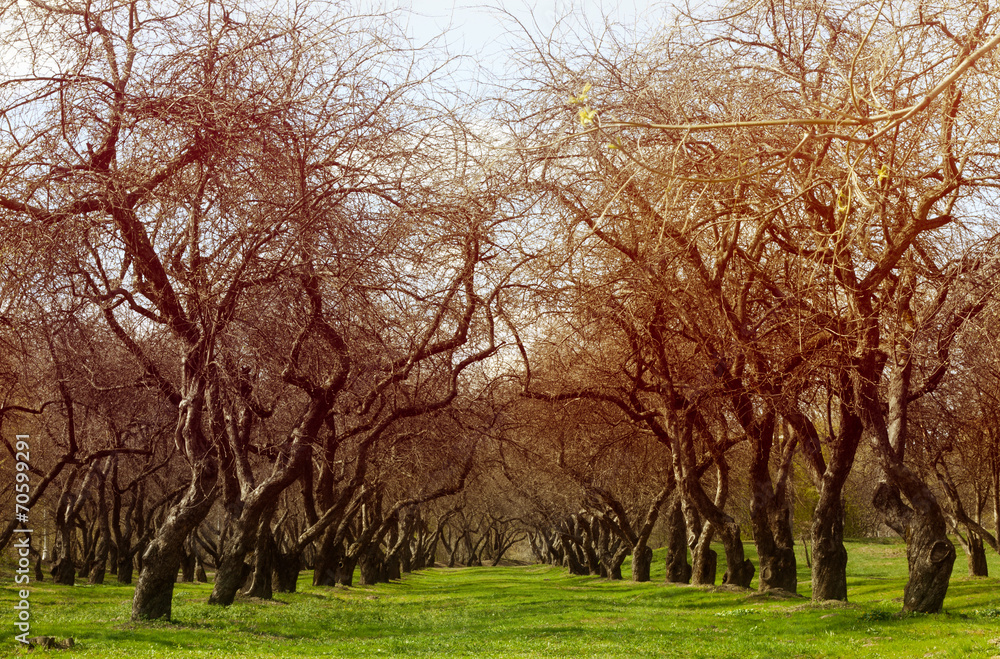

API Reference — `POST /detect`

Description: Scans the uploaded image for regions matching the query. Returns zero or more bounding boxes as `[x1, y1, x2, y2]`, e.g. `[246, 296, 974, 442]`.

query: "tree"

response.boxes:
[505, 0, 1000, 609]
[0, 0, 513, 618]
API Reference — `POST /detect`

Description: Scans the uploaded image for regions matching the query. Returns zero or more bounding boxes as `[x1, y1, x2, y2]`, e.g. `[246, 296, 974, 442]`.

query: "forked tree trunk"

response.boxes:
[560, 532, 588, 576]
[131, 458, 218, 621]
[665, 408, 753, 588]
[684, 501, 716, 586]
[315, 541, 357, 586]
[786, 403, 863, 602]
[313, 526, 346, 586]
[211, 544, 253, 604]
[862, 316, 956, 614]
[748, 415, 797, 593]
[209, 426, 317, 606]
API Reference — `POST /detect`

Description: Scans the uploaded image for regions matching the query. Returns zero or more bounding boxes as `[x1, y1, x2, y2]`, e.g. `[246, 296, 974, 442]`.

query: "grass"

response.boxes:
[2, 540, 1000, 657]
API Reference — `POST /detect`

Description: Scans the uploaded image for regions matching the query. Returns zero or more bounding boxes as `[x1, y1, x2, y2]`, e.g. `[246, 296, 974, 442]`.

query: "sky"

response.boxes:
[386, 0, 656, 85]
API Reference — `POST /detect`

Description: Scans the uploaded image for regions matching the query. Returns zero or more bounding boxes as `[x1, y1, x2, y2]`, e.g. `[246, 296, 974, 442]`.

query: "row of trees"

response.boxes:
[4, 0, 1000, 619]
[500, 0, 1000, 613]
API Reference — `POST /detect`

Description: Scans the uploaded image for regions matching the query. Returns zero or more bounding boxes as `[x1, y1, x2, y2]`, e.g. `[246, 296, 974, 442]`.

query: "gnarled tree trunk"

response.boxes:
[131, 457, 218, 620]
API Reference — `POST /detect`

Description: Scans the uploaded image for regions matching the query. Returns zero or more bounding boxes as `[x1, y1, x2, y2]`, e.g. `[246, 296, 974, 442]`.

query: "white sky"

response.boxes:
[389, 0, 656, 85]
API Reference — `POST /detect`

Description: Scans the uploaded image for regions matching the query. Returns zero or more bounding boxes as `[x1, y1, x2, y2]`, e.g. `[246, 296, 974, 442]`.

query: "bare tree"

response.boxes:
[504, 0, 1000, 609]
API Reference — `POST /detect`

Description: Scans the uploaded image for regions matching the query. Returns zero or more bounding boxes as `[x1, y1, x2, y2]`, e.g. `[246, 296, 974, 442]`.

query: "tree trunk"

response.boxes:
[685, 501, 716, 586]
[244, 520, 277, 599]
[313, 526, 346, 586]
[786, 399, 863, 602]
[966, 533, 988, 577]
[88, 527, 108, 585]
[719, 521, 754, 589]
[400, 537, 413, 574]
[873, 482, 956, 613]
[117, 554, 135, 585]
[692, 542, 717, 586]
[315, 540, 356, 587]
[748, 415, 797, 593]
[579, 518, 602, 575]
[862, 321, 956, 614]
[664, 493, 691, 583]
[210, 548, 253, 605]
[272, 549, 302, 592]
[667, 410, 752, 588]
[903, 520, 955, 612]
[335, 553, 357, 586]
[131, 458, 218, 621]
[179, 540, 196, 583]
[195, 556, 208, 583]
[52, 524, 76, 586]
[561, 534, 589, 576]
[358, 543, 387, 585]
[631, 544, 653, 582]
[88, 476, 112, 586]
[810, 491, 848, 601]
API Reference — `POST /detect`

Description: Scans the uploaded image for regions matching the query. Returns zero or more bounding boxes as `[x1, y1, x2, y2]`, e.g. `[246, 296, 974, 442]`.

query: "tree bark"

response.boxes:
[748, 414, 797, 593]
[810, 492, 848, 601]
[117, 554, 136, 585]
[273, 548, 302, 592]
[179, 540, 196, 583]
[785, 398, 863, 601]
[873, 481, 955, 613]
[209, 409, 318, 605]
[131, 458, 218, 621]
[862, 308, 956, 614]
[671, 416, 752, 588]
[631, 544, 653, 582]
[664, 492, 691, 583]
[966, 533, 988, 577]
[358, 543, 387, 585]
[244, 519, 278, 599]
[684, 500, 717, 585]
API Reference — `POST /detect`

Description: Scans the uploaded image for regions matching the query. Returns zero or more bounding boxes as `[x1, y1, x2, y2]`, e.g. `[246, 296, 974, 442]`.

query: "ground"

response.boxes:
[2, 540, 1000, 657]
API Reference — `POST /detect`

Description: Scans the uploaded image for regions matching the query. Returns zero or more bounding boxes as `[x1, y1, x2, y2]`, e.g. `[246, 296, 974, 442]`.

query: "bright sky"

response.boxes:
[389, 0, 656, 85]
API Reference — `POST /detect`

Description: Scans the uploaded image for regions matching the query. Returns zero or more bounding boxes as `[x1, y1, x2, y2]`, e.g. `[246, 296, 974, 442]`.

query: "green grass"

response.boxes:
[3, 540, 1000, 657]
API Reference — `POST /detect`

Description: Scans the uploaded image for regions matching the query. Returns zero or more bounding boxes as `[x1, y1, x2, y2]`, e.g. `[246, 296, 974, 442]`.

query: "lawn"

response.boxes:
[3, 540, 1000, 657]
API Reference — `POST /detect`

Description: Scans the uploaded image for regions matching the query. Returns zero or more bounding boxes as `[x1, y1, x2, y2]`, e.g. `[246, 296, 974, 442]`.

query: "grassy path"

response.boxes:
[3, 541, 1000, 657]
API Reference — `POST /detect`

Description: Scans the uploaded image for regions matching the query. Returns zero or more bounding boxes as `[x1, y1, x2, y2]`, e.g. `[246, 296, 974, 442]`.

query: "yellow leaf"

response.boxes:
[569, 82, 592, 105]
[837, 189, 849, 214]
[878, 164, 889, 185]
